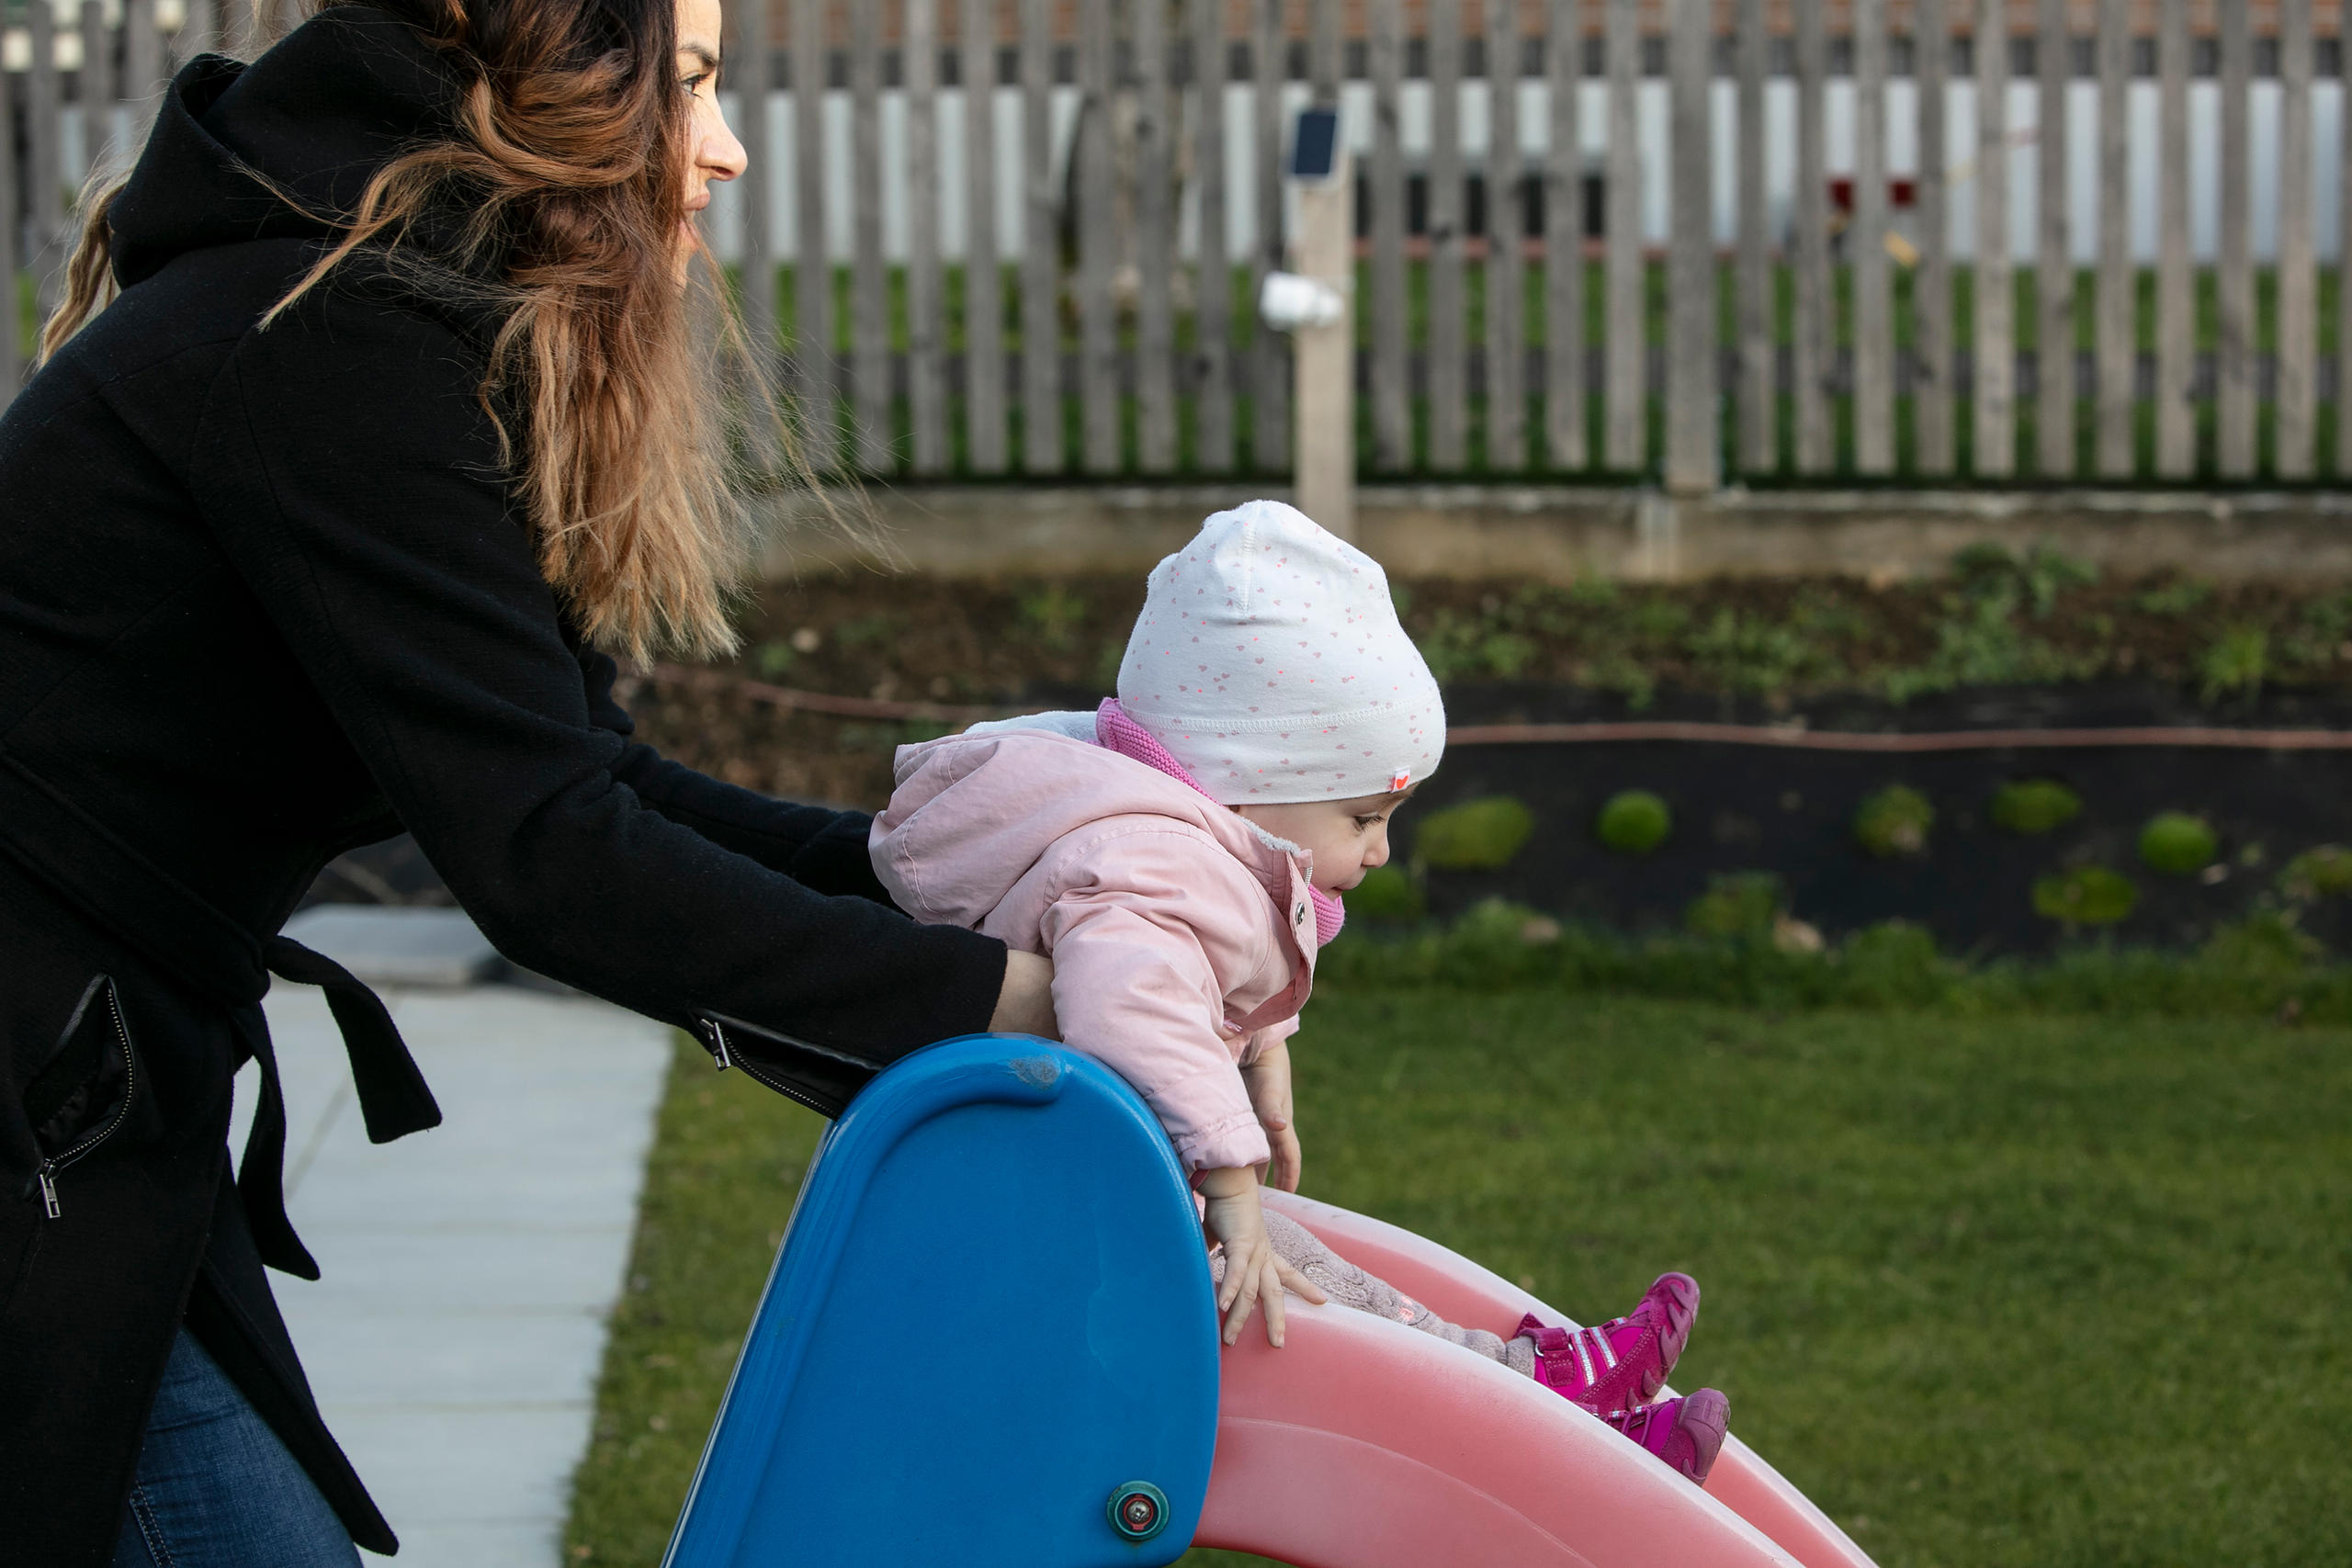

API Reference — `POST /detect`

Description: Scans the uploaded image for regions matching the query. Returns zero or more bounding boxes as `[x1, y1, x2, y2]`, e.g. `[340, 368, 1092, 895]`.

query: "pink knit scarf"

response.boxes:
[1094, 698, 1345, 947]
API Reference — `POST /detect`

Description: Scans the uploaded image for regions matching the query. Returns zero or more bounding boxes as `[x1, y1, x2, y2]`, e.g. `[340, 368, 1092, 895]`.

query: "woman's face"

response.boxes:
[675, 0, 747, 263]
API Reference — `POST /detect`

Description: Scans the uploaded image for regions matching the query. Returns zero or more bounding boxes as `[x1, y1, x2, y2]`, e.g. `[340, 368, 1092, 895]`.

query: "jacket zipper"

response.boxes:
[37, 981, 138, 1221]
[695, 1017, 836, 1119]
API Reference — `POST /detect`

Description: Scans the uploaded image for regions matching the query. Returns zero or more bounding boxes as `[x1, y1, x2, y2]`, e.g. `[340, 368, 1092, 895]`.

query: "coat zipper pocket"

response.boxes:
[693, 1015, 849, 1119]
[34, 978, 139, 1220]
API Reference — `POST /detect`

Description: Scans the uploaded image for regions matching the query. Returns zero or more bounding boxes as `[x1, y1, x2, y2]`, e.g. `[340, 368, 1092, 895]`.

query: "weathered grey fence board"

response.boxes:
[791, 0, 835, 470]
[905, 0, 947, 473]
[1662, 0, 1712, 492]
[1371, 0, 1409, 469]
[1915, 0, 1953, 474]
[1190, 0, 1234, 472]
[1428, 0, 1466, 468]
[1791, 0, 1828, 473]
[961, 0, 1006, 472]
[1020, 0, 1059, 472]
[2275, 0, 2315, 479]
[80, 0, 113, 183]
[2340, 0, 2352, 476]
[1250, 0, 1286, 470]
[734, 0, 778, 464]
[2095, 0, 2132, 477]
[126, 0, 163, 140]
[850, 0, 890, 470]
[1487, 0, 1525, 471]
[2034, 0, 2071, 476]
[1973, 0, 2013, 477]
[1310, 0, 1338, 95]
[175, 0, 217, 65]
[2154, 0, 2192, 477]
[1135, 0, 1177, 473]
[1076, 0, 1117, 473]
[28, 4, 66, 321]
[1602, 0, 1640, 470]
[2216, 0, 2254, 477]
[1734, 0, 1768, 472]
[0, 58, 17, 390]
[1544, 0, 1586, 469]
[1850, 0, 1892, 475]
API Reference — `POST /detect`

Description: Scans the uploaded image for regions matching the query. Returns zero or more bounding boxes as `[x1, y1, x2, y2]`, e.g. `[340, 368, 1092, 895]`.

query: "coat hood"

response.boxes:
[108, 6, 469, 290]
[873, 727, 1317, 947]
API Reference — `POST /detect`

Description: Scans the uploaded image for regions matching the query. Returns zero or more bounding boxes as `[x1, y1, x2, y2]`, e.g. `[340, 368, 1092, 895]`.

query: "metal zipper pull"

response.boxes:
[702, 1018, 732, 1071]
[36, 1163, 59, 1220]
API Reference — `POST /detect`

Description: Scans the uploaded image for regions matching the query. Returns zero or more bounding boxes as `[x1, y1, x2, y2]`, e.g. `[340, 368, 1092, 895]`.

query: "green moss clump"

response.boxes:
[2140, 813, 2220, 875]
[1348, 863, 1426, 923]
[2033, 865, 2140, 927]
[1991, 779, 2083, 836]
[1854, 785, 1935, 858]
[2279, 845, 2352, 901]
[1596, 790, 1673, 855]
[1412, 795, 1536, 871]
[1684, 873, 1786, 942]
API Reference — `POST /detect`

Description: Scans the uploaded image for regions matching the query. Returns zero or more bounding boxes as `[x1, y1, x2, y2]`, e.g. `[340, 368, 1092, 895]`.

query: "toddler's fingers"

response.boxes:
[1274, 1254, 1328, 1305]
[1261, 1255, 1288, 1347]
[1222, 1251, 1264, 1346]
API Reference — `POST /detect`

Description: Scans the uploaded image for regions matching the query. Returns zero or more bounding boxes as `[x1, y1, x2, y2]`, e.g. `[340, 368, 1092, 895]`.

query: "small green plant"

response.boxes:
[2139, 813, 2220, 875]
[1015, 587, 1090, 651]
[1853, 785, 1935, 858]
[2279, 845, 2352, 901]
[1685, 873, 1785, 942]
[2133, 578, 2216, 616]
[2033, 865, 2140, 927]
[2199, 626, 2269, 703]
[2199, 910, 2322, 978]
[1991, 778, 2083, 836]
[1596, 790, 1673, 855]
[753, 640, 798, 679]
[1412, 795, 1537, 871]
[1347, 863, 1426, 923]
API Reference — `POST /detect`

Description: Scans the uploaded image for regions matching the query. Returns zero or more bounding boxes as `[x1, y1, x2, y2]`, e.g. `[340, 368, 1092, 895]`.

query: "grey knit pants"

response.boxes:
[1216, 1210, 1539, 1378]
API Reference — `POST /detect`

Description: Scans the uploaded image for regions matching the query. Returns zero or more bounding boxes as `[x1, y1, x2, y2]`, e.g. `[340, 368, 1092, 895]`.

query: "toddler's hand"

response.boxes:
[1240, 1037, 1303, 1193]
[1197, 1166, 1326, 1347]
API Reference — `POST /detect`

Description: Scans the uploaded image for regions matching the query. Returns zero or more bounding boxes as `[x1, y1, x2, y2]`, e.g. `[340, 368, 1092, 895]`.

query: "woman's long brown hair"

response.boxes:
[41, 0, 797, 664]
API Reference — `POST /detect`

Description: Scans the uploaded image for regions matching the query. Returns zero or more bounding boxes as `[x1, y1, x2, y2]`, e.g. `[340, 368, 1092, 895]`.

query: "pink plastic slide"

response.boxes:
[1191, 1190, 1881, 1568]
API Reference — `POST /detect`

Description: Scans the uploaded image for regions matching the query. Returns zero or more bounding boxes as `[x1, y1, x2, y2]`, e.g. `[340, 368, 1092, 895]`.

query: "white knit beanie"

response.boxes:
[1115, 500, 1445, 804]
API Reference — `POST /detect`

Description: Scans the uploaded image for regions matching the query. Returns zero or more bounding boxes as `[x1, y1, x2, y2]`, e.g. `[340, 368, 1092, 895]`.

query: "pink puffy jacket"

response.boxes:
[870, 727, 1319, 1174]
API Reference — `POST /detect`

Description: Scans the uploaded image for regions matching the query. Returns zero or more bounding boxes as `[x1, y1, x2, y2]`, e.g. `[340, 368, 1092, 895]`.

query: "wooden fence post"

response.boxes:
[1973, 0, 2014, 477]
[1370, 0, 1409, 469]
[2275, 0, 2315, 479]
[907, 0, 949, 473]
[2033, 0, 2071, 477]
[961, 0, 1007, 472]
[1791, 0, 1828, 474]
[1428, 0, 1465, 468]
[1192, 0, 1234, 471]
[1601, 0, 1640, 471]
[1852, 0, 1893, 475]
[0, 60, 17, 390]
[1661, 0, 1711, 492]
[28, 0, 62, 329]
[1019, 0, 1058, 472]
[1545, 0, 1586, 470]
[1487, 0, 1525, 472]
[1076, 0, 1119, 472]
[736, 0, 778, 460]
[2094, 0, 2132, 477]
[1135, 0, 1178, 473]
[848, 0, 890, 470]
[1915, 0, 1953, 474]
[1250, 0, 1287, 472]
[792, 0, 837, 472]
[2154, 0, 2191, 477]
[1732, 0, 1766, 474]
[2215, 0, 2253, 477]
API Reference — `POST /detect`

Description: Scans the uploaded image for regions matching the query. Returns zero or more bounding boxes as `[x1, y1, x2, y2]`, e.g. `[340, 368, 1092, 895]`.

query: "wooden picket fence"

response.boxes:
[11, 0, 2352, 488]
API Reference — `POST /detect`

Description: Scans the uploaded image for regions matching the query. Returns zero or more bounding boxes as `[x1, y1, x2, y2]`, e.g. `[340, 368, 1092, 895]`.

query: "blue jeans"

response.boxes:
[113, 1328, 360, 1568]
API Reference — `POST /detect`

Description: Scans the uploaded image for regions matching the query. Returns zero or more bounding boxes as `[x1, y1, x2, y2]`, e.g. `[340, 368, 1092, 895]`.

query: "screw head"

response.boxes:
[1106, 1480, 1169, 1541]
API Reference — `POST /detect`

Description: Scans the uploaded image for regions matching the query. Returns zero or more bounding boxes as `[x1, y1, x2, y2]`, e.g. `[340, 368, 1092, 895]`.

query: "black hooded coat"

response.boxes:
[0, 10, 1009, 1560]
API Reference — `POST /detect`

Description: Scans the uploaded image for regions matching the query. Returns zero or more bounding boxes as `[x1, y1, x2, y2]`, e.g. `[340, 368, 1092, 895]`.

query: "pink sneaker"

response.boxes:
[1601, 1388, 1729, 1484]
[1520, 1272, 1700, 1416]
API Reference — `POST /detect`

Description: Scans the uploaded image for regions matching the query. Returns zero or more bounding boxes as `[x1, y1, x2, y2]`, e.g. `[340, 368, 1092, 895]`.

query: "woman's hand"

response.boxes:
[1197, 1166, 1326, 1347]
[987, 949, 1059, 1039]
[1241, 1038, 1303, 1193]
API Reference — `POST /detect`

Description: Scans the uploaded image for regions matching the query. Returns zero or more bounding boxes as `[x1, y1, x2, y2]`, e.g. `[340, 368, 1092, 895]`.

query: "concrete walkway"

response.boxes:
[232, 947, 673, 1566]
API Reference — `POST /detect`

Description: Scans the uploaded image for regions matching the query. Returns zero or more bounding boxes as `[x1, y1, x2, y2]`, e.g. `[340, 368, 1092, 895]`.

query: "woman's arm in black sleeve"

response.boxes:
[574, 644, 891, 903]
[189, 288, 1000, 1057]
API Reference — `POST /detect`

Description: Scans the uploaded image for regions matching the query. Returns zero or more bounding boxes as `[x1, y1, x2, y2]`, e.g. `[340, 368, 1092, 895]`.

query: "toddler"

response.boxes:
[869, 501, 1729, 1483]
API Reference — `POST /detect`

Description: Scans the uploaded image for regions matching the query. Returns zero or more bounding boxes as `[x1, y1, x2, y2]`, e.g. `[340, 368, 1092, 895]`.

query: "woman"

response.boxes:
[0, 1, 1053, 1561]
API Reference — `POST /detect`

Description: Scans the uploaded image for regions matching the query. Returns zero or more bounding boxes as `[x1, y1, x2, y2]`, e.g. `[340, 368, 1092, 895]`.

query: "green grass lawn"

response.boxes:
[563, 989, 2351, 1567]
